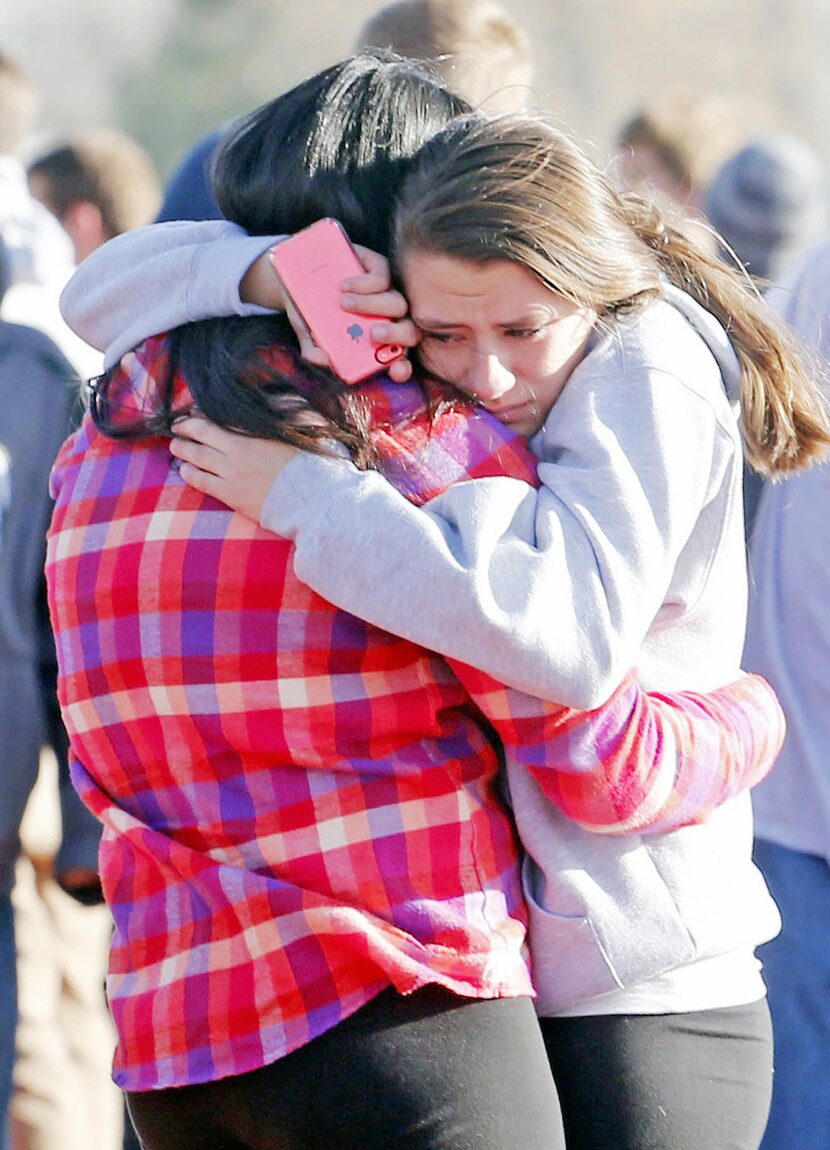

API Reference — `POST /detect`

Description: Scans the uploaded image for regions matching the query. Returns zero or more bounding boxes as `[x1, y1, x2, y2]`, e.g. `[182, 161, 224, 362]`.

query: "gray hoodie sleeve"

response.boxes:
[261, 354, 733, 709]
[59, 220, 281, 368]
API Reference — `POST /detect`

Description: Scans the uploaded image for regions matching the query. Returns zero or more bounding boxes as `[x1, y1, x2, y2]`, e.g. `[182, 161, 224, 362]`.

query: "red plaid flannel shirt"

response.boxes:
[46, 336, 783, 1091]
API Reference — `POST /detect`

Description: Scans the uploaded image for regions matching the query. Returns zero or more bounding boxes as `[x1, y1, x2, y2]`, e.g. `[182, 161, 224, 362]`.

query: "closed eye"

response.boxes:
[420, 329, 467, 345]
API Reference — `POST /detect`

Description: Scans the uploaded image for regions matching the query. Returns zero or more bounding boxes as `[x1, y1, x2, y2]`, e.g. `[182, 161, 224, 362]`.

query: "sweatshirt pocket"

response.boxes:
[522, 840, 697, 1015]
[522, 855, 623, 1012]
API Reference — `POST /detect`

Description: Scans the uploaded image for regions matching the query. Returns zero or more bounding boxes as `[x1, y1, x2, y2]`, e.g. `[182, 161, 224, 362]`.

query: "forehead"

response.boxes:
[402, 252, 553, 315]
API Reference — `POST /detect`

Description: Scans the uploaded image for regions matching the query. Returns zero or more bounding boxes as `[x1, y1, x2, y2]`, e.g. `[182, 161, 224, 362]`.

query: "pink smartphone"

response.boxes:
[269, 218, 404, 385]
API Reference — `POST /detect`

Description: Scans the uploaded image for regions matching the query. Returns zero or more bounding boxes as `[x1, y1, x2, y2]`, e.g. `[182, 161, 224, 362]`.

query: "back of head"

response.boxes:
[97, 54, 474, 453]
[705, 133, 827, 283]
[0, 50, 39, 156]
[214, 51, 472, 253]
[355, 0, 533, 113]
[28, 128, 161, 240]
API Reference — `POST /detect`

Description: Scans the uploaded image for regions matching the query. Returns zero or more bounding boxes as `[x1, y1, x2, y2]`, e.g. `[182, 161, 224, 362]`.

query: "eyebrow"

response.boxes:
[414, 313, 551, 330]
[412, 317, 461, 330]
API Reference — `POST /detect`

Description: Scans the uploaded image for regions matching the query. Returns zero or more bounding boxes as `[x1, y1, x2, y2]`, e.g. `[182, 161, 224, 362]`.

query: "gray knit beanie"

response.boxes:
[705, 133, 827, 282]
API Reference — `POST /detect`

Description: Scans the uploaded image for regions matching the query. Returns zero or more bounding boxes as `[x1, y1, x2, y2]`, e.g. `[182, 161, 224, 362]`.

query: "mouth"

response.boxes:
[483, 398, 536, 424]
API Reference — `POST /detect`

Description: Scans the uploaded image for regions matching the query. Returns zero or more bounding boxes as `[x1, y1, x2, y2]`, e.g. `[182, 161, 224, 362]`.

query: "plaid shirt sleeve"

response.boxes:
[451, 663, 784, 834]
[367, 383, 785, 834]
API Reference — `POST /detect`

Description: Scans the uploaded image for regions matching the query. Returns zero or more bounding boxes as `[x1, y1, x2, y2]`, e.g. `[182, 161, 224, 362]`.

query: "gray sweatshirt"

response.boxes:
[60, 224, 780, 1014]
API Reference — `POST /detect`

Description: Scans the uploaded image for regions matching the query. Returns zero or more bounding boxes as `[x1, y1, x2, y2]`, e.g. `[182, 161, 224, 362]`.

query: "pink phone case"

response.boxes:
[269, 218, 404, 384]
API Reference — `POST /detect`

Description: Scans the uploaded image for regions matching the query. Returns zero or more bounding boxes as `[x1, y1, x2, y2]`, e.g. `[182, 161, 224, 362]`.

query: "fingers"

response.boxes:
[171, 416, 240, 454]
[342, 291, 409, 321]
[170, 418, 254, 490]
[284, 296, 330, 367]
[370, 318, 420, 349]
[170, 421, 298, 520]
[386, 357, 414, 383]
[175, 459, 227, 502]
[169, 431, 226, 477]
[278, 240, 413, 375]
[369, 317, 418, 382]
[169, 437, 253, 512]
[348, 245, 393, 290]
[343, 246, 410, 321]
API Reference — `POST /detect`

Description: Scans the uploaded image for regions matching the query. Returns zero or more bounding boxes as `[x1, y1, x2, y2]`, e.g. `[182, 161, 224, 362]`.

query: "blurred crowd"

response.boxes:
[0, 2, 828, 1148]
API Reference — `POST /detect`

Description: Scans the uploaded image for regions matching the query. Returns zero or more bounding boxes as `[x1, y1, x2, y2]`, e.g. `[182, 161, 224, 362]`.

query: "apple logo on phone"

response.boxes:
[346, 323, 364, 342]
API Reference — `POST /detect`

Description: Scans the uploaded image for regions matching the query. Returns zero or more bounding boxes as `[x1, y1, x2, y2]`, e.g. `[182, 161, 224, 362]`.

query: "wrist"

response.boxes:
[240, 245, 287, 310]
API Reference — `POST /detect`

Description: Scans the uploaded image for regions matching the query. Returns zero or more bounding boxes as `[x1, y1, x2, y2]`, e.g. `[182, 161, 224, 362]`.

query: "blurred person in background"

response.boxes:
[1, 48, 159, 1150]
[355, 0, 534, 113]
[615, 86, 744, 239]
[27, 128, 161, 265]
[0, 233, 94, 1150]
[0, 47, 114, 1150]
[705, 133, 827, 287]
[742, 236, 830, 1150]
[704, 132, 827, 536]
[0, 50, 98, 378]
[156, 0, 534, 222]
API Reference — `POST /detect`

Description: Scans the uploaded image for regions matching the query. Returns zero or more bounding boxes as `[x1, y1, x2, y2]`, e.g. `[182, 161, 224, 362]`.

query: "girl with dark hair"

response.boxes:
[55, 68, 795, 1150]
[49, 57, 578, 1150]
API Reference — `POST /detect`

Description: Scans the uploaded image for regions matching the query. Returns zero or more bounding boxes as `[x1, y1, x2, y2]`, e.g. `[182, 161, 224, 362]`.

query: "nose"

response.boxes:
[465, 352, 516, 404]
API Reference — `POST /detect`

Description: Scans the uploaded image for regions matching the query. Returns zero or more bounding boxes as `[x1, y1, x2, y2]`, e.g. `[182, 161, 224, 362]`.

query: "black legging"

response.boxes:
[127, 985, 565, 1150]
[541, 999, 773, 1150]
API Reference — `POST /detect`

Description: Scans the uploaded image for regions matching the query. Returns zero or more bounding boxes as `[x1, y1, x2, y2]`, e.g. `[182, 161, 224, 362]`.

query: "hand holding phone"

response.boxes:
[269, 219, 405, 384]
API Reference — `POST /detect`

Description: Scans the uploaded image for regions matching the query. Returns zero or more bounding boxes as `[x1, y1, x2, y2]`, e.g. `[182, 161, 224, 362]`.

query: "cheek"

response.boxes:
[420, 343, 470, 384]
[521, 325, 592, 409]
[536, 316, 594, 378]
[520, 340, 573, 384]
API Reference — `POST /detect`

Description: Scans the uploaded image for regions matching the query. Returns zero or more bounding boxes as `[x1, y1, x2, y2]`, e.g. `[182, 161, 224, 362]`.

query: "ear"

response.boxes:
[62, 200, 110, 262]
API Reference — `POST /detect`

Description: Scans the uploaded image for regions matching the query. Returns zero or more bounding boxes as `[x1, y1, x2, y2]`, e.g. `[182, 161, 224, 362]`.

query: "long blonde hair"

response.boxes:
[393, 116, 830, 476]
